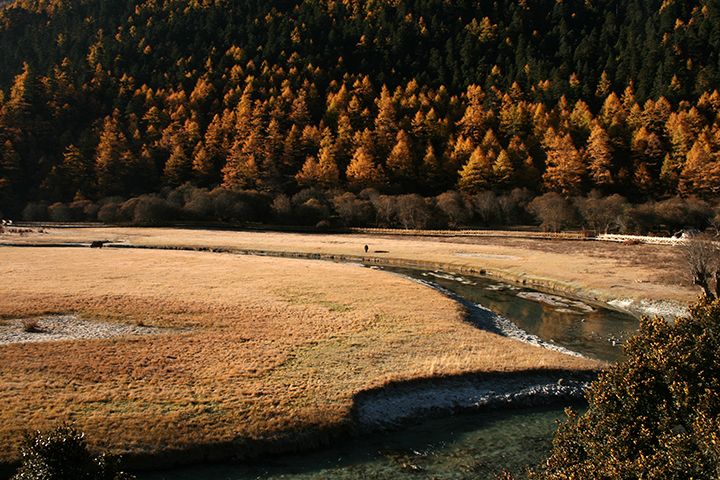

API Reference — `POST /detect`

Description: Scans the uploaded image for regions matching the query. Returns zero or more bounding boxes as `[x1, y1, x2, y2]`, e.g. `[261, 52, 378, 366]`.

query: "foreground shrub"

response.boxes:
[533, 299, 720, 479]
[12, 425, 134, 480]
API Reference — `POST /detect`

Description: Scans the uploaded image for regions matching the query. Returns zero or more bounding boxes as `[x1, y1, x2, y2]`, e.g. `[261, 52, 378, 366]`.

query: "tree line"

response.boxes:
[18, 184, 720, 236]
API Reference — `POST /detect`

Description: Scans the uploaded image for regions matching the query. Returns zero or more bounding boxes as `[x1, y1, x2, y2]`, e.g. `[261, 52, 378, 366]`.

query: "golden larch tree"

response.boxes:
[346, 146, 386, 189]
[386, 129, 415, 183]
[586, 123, 614, 189]
[457, 146, 494, 193]
[543, 129, 585, 194]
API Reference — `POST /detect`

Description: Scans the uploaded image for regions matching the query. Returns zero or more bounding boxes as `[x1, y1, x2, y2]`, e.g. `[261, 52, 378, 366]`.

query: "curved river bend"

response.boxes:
[141, 267, 638, 479]
[387, 266, 638, 363]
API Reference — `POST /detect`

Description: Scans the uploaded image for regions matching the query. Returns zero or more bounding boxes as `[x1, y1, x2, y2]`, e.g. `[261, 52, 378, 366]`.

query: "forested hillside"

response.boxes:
[0, 0, 719, 228]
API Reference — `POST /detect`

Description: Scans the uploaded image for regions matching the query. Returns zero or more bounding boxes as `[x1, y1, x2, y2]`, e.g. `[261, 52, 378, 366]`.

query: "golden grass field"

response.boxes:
[0, 245, 601, 463]
[4, 226, 697, 308]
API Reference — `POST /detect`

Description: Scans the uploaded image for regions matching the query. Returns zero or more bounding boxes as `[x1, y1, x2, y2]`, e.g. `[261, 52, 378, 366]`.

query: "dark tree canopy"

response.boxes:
[0, 0, 719, 217]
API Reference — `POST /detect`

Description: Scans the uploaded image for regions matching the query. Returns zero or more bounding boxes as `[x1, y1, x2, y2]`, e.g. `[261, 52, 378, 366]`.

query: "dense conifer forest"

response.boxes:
[1, 0, 719, 230]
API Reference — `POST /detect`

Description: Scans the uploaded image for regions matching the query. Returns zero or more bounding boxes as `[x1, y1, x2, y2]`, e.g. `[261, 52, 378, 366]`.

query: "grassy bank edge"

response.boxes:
[0, 369, 598, 478]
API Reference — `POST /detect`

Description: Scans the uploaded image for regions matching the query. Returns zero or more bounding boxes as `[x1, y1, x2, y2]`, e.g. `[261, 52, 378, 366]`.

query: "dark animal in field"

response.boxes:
[90, 241, 105, 249]
[364, 244, 369, 253]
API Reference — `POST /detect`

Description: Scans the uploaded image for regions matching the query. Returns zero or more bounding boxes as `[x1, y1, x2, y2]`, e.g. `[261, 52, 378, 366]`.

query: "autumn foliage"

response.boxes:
[534, 299, 720, 479]
[0, 1, 719, 219]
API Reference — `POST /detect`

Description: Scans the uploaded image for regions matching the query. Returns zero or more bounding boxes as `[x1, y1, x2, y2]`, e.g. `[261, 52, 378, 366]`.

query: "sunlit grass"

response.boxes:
[1, 226, 695, 307]
[0, 246, 601, 462]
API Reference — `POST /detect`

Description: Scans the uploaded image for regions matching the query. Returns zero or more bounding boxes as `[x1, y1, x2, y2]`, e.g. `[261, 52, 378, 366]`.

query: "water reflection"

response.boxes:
[386, 267, 638, 362]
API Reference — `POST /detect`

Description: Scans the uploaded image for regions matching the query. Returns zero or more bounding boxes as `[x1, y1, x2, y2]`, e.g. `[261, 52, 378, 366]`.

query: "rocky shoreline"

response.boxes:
[353, 371, 592, 431]
[346, 272, 595, 433]
[405, 275, 587, 358]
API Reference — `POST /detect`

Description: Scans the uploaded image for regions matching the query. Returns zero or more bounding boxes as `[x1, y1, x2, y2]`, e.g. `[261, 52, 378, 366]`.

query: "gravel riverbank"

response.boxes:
[353, 372, 591, 429]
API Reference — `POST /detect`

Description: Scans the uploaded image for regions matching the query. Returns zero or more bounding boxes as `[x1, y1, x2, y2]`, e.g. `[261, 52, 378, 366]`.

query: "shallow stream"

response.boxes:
[384, 266, 638, 362]
[140, 267, 637, 479]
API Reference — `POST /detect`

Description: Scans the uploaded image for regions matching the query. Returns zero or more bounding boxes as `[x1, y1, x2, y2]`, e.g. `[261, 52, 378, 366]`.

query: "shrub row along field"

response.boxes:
[18, 186, 720, 235]
[0, 247, 600, 464]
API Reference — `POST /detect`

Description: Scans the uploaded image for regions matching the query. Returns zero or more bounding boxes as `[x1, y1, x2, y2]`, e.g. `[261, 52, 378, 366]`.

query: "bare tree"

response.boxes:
[395, 194, 431, 229]
[576, 193, 629, 234]
[528, 192, 577, 232]
[435, 190, 471, 228]
[683, 234, 720, 298]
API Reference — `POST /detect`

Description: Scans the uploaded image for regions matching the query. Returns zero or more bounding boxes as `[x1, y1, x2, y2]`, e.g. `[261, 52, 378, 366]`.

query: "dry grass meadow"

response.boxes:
[3, 226, 697, 307]
[0, 245, 601, 463]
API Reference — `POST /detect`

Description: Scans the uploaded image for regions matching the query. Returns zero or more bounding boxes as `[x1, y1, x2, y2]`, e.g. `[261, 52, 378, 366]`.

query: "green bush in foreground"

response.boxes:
[12, 425, 134, 480]
[533, 299, 720, 479]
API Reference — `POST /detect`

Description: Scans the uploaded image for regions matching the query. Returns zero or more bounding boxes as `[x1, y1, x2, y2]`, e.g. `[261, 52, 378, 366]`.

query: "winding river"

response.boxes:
[385, 266, 638, 362]
[140, 267, 638, 480]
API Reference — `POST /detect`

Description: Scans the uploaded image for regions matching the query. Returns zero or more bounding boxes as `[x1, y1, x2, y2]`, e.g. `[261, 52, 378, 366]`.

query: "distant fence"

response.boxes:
[348, 227, 590, 240]
[348, 228, 697, 246]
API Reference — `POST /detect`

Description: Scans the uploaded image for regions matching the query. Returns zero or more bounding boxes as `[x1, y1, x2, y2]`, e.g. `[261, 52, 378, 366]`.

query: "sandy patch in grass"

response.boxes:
[0, 314, 167, 345]
[0, 247, 600, 464]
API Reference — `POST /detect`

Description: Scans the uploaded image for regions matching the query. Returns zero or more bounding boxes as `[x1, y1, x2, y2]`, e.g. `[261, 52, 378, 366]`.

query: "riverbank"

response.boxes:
[0, 226, 695, 318]
[353, 370, 594, 429]
[116, 371, 598, 476]
[138, 403, 577, 480]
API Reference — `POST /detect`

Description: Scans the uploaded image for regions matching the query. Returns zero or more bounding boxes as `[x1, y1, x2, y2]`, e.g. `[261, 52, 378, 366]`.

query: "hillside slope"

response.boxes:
[0, 0, 718, 216]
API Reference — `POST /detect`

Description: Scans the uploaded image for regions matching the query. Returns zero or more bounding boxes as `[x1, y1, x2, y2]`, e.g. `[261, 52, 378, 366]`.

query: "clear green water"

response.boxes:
[140, 267, 630, 479]
[140, 406, 572, 480]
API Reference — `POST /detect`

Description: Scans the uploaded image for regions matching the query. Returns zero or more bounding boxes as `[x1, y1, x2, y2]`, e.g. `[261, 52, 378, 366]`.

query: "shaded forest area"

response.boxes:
[1, 0, 720, 231]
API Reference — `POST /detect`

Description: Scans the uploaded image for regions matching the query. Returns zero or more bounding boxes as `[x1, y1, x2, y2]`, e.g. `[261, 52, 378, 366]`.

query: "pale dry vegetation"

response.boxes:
[0, 247, 599, 463]
[3, 226, 696, 307]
